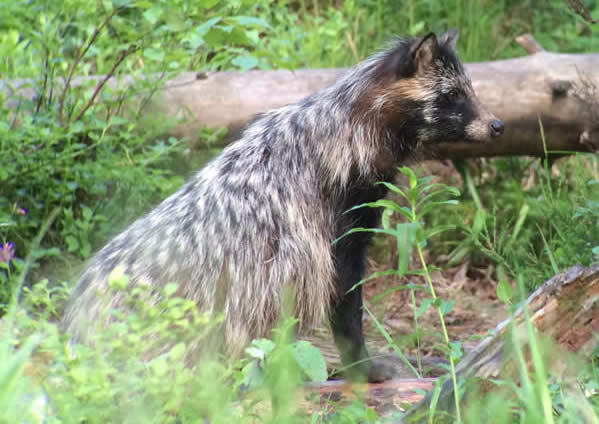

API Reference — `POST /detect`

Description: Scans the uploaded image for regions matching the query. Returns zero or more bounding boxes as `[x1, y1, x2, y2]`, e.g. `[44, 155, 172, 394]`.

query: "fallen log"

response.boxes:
[398, 263, 599, 423]
[159, 35, 599, 158]
[2, 36, 598, 159]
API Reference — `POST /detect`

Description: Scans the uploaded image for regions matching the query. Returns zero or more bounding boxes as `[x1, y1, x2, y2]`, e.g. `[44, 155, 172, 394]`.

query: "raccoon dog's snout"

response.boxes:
[489, 119, 504, 138]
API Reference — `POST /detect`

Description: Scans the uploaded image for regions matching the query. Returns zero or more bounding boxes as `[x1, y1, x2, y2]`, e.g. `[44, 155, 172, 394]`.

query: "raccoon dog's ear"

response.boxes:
[439, 28, 459, 51]
[410, 32, 439, 74]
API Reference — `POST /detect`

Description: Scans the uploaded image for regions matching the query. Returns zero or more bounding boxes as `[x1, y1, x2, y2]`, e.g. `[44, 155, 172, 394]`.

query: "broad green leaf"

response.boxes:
[244, 347, 266, 360]
[232, 55, 258, 71]
[166, 13, 186, 32]
[82, 205, 92, 220]
[142, 6, 163, 25]
[241, 360, 264, 389]
[250, 338, 275, 354]
[439, 299, 455, 316]
[496, 279, 513, 305]
[292, 341, 327, 382]
[65, 235, 79, 252]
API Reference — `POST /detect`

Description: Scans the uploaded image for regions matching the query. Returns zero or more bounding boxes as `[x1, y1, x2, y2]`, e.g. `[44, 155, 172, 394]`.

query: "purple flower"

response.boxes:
[16, 208, 27, 215]
[0, 242, 16, 263]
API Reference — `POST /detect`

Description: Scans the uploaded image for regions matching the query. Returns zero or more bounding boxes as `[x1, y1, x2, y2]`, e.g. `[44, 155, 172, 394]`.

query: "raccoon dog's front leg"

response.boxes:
[330, 211, 396, 383]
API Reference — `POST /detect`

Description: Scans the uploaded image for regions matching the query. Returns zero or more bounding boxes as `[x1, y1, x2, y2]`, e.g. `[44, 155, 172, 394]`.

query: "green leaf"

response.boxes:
[439, 299, 455, 315]
[449, 341, 463, 361]
[166, 13, 186, 32]
[231, 55, 258, 71]
[143, 6, 163, 25]
[244, 347, 266, 360]
[144, 48, 165, 62]
[241, 360, 264, 389]
[416, 187, 459, 209]
[333, 226, 400, 245]
[196, 17, 221, 37]
[399, 166, 418, 189]
[229, 16, 271, 28]
[471, 208, 487, 235]
[346, 199, 412, 220]
[376, 181, 409, 201]
[496, 279, 513, 305]
[81, 205, 92, 221]
[396, 222, 420, 277]
[508, 204, 529, 246]
[65, 235, 79, 252]
[593, 246, 599, 256]
[249, 338, 275, 355]
[292, 341, 327, 382]
[424, 224, 457, 241]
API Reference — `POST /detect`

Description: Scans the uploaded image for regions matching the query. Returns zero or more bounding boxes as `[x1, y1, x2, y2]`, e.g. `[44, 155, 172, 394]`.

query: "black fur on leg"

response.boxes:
[330, 179, 390, 382]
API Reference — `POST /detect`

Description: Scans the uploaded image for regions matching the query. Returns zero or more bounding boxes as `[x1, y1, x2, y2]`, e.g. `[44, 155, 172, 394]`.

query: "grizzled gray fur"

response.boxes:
[62, 29, 503, 382]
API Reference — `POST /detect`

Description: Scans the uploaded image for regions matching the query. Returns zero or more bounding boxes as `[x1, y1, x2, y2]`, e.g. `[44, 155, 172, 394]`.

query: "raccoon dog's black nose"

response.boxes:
[489, 119, 504, 137]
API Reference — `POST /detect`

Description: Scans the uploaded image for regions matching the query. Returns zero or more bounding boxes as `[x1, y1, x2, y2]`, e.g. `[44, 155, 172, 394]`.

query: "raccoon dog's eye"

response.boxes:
[445, 90, 460, 101]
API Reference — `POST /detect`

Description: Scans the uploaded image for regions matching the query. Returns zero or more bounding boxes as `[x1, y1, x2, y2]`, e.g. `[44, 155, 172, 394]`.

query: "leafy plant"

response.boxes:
[337, 167, 463, 421]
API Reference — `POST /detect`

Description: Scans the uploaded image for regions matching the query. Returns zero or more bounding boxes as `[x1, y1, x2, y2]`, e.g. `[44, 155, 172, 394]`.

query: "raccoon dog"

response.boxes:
[62, 29, 504, 382]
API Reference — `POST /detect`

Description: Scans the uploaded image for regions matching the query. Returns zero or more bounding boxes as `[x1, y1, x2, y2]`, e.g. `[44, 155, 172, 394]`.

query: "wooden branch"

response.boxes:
[515, 34, 545, 54]
[2, 39, 599, 159]
[399, 263, 599, 423]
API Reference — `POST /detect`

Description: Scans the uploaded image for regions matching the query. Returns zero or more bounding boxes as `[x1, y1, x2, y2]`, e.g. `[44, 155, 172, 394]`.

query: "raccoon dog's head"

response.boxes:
[374, 29, 503, 146]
